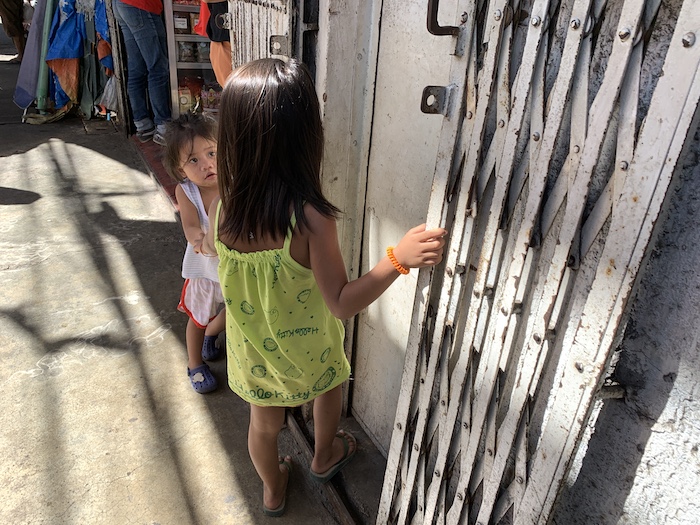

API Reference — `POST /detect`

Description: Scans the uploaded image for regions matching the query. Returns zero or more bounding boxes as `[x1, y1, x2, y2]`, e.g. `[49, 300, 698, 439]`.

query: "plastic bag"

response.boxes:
[98, 76, 119, 111]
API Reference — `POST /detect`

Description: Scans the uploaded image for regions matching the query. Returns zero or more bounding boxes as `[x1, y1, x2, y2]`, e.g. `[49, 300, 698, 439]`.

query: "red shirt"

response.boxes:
[120, 0, 163, 15]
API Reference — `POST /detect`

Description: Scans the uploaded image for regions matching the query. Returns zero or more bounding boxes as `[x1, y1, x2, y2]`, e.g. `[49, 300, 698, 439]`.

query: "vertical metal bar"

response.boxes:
[36, 0, 58, 112]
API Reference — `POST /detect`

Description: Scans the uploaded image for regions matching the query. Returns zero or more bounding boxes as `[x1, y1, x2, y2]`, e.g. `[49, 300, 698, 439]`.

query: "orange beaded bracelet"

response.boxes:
[386, 246, 410, 275]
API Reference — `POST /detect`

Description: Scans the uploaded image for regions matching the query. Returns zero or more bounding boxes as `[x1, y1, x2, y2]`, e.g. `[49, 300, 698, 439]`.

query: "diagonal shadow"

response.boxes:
[21, 138, 203, 523]
[0, 187, 41, 205]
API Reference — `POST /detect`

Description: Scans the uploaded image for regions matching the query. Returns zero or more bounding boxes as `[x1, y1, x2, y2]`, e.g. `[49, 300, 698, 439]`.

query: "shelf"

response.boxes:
[175, 34, 209, 42]
[165, 0, 215, 117]
[172, 3, 199, 12]
[176, 62, 213, 69]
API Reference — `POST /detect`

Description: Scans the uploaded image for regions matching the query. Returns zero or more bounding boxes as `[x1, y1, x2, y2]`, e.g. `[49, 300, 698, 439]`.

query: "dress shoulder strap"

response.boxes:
[282, 212, 297, 252]
[214, 200, 222, 241]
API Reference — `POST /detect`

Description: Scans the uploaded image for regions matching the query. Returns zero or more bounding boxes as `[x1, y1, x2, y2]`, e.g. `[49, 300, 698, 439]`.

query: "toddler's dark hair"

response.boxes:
[217, 58, 339, 241]
[163, 112, 218, 183]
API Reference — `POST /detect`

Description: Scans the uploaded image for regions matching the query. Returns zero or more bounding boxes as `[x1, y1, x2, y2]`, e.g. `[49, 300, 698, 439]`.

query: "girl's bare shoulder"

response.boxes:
[302, 202, 336, 234]
[174, 183, 194, 209]
[174, 182, 186, 200]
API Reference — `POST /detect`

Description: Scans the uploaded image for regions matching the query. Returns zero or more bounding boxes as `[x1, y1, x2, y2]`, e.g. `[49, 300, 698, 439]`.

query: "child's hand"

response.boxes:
[393, 224, 447, 269]
[192, 233, 205, 254]
[200, 238, 217, 257]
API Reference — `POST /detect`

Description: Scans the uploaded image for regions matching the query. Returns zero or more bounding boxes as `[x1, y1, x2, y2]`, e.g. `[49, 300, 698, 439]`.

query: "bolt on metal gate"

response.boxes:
[378, 0, 700, 523]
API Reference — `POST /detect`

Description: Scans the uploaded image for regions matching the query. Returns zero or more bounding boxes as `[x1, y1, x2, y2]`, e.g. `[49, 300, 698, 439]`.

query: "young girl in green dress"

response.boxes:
[204, 58, 446, 517]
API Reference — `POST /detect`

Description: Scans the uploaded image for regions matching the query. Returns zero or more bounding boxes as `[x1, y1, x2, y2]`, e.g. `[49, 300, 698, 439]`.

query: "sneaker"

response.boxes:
[153, 131, 166, 146]
[136, 126, 155, 142]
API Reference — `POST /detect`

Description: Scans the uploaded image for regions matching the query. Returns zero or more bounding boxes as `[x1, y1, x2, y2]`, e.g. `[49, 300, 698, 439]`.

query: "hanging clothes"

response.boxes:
[17, 0, 113, 115]
[13, 0, 48, 109]
[46, 0, 86, 108]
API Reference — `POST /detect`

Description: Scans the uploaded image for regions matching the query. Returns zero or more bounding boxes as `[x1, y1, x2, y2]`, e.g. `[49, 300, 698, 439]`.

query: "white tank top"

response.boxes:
[180, 180, 220, 281]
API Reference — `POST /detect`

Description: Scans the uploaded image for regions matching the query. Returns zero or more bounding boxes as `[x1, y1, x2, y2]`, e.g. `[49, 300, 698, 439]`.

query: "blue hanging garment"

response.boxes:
[46, 0, 86, 109]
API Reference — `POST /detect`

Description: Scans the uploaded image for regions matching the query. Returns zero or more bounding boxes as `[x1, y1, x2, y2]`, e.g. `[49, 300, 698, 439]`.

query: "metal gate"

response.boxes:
[377, 0, 700, 523]
[224, 0, 291, 67]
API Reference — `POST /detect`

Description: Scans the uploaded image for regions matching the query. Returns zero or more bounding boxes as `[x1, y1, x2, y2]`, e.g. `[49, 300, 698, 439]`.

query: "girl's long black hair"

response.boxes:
[217, 58, 340, 241]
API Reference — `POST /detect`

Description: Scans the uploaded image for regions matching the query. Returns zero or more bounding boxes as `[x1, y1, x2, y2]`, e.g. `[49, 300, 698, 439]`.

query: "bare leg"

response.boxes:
[248, 405, 289, 510]
[310, 385, 356, 474]
[12, 36, 25, 60]
[185, 317, 205, 369]
[204, 308, 225, 337]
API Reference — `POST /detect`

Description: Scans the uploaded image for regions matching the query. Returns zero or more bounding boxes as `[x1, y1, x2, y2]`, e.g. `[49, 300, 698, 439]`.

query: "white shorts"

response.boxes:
[177, 278, 224, 329]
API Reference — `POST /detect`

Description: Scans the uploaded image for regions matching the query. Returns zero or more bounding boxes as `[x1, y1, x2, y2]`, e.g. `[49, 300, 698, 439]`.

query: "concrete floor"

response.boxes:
[0, 30, 344, 525]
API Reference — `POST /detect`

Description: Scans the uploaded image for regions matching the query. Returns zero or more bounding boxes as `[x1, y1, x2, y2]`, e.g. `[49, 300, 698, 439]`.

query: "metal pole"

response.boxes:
[36, 0, 58, 112]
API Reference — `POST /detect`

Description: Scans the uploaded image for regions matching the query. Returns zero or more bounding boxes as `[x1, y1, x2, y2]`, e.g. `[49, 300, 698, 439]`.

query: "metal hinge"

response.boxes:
[270, 35, 289, 57]
[420, 85, 456, 116]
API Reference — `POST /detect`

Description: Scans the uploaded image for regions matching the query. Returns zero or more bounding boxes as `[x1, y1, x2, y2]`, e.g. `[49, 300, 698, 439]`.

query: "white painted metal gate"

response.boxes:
[375, 0, 700, 523]
[224, 0, 291, 67]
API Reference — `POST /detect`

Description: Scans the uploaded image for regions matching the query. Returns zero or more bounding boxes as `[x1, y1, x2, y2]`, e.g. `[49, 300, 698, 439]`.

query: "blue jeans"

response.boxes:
[113, 1, 171, 130]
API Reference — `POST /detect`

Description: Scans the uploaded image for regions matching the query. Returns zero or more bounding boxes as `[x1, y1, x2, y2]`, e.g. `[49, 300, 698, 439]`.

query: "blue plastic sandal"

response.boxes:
[188, 363, 217, 394]
[201, 335, 222, 361]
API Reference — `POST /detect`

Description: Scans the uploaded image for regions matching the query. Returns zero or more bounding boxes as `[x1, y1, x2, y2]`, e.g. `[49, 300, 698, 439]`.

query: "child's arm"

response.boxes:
[201, 197, 220, 256]
[308, 207, 447, 320]
[176, 184, 206, 253]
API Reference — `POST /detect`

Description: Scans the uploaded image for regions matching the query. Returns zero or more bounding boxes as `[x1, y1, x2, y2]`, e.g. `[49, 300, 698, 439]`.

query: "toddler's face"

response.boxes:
[180, 135, 218, 188]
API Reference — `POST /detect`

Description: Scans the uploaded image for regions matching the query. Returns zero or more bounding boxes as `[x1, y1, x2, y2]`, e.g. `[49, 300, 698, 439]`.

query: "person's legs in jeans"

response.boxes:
[113, 0, 171, 137]
[113, 0, 153, 134]
[127, 5, 171, 130]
